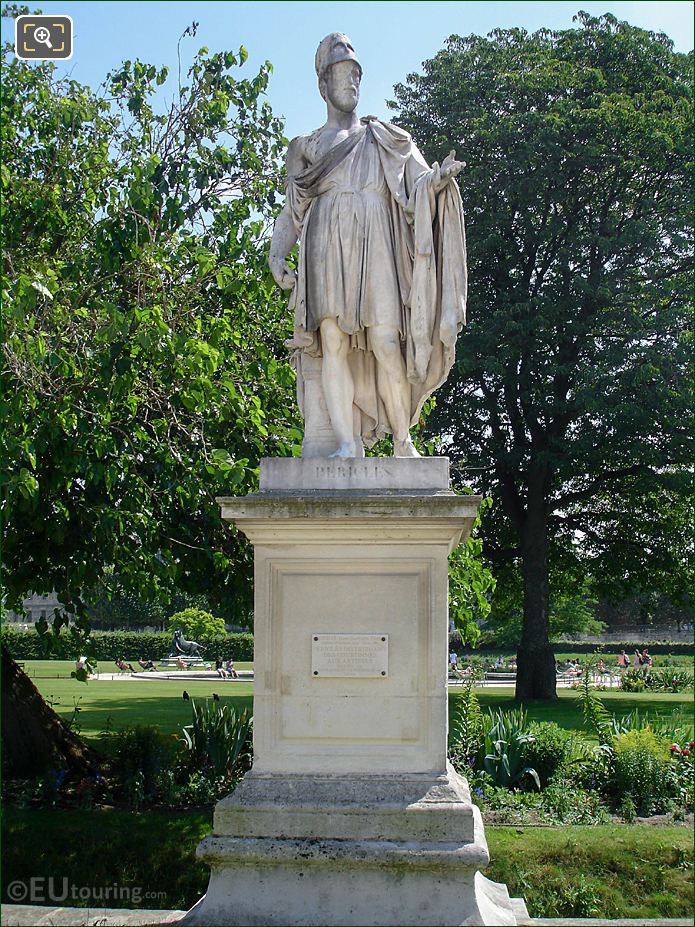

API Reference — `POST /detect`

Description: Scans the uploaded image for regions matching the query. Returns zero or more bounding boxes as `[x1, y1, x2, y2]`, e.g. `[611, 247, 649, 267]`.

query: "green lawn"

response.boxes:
[2, 809, 691, 918]
[27, 666, 253, 740]
[2, 808, 210, 911]
[486, 824, 693, 919]
[20, 659, 693, 741]
[7, 662, 694, 919]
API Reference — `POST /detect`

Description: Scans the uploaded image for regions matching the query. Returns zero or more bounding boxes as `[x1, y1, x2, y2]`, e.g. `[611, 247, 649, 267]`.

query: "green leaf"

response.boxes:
[31, 280, 53, 300]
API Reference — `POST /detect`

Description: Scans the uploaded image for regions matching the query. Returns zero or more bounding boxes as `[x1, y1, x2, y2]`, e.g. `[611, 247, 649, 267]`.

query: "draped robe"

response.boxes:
[286, 118, 467, 447]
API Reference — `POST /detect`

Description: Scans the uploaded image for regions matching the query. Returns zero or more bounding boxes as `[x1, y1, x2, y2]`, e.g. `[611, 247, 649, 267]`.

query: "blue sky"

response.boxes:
[3, 1, 693, 138]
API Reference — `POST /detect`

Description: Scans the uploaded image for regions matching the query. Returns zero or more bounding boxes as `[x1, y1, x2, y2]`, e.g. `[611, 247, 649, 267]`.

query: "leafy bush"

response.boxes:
[108, 725, 177, 808]
[471, 781, 540, 822]
[611, 729, 679, 815]
[540, 777, 610, 824]
[1, 627, 254, 661]
[472, 779, 609, 825]
[522, 722, 576, 788]
[180, 699, 252, 779]
[176, 769, 228, 807]
[565, 741, 614, 796]
[610, 708, 694, 745]
[167, 608, 226, 641]
[647, 669, 694, 693]
[448, 678, 484, 770]
[620, 668, 646, 692]
[476, 707, 540, 790]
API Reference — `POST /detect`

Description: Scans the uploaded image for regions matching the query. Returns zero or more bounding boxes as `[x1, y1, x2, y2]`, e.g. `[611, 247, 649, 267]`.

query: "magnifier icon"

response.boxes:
[34, 26, 53, 49]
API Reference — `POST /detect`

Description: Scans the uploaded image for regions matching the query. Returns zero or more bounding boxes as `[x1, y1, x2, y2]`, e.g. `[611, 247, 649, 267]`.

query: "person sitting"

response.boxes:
[114, 658, 135, 673]
[215, 656, 229, 678]
[138, 657, 156, 671]
[225, 657, 239, 679]
[176, 656, 186, 670]
[494, 656, 504, 670]
[75, 655, 94, 678]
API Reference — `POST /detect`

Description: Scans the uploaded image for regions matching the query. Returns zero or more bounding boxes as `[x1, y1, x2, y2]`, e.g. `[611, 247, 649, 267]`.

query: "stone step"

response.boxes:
[2, 905, 690, 927]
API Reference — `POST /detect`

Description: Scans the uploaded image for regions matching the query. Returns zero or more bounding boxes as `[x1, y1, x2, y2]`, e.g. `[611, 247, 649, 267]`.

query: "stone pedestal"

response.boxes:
[184, 458, 528, 926]
[158, 655, 206, 668]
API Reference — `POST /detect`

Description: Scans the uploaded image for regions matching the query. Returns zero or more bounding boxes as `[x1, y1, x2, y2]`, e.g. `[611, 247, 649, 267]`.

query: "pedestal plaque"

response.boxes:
[184, 458, 529, 926]
[311, 634, 389, 678]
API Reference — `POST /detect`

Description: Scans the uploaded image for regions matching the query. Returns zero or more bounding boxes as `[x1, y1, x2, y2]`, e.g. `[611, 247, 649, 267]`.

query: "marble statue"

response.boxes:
[184, 41, 528, 924]
[269, 32, 467, 459]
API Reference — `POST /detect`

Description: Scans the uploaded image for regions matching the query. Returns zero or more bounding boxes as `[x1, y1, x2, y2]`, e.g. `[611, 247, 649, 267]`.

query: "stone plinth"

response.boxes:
[185, 458, 527, 926]
[158, 655, 206, 668]
[259, 455, 449, 492]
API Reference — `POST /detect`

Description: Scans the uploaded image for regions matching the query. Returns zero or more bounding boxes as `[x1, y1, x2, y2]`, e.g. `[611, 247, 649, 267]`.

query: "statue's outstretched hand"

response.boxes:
[270, 258, 297, 291]
[431, 150, 465, 194]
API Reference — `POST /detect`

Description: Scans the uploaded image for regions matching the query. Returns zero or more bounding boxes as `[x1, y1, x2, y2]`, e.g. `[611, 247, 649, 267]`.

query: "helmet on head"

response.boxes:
[315, 33, 361, 82]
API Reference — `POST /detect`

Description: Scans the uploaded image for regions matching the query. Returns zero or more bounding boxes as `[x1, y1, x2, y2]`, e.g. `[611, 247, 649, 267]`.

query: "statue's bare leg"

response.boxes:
[320, 317, 357, 457]
[369, 325, 420, 458]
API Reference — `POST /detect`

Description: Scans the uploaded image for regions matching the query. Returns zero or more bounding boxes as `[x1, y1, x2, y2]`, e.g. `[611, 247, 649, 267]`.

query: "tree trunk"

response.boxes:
[1, 645, 98, 778]
[515, 510, 557, 701]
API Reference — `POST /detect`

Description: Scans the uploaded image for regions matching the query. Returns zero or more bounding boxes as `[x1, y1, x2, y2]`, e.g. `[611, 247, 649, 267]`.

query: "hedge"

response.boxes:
[1, 628, 254, 662]
[448, 632, 692, 657]
[4, 627, 689, 662]
[549, 640, 693, 656]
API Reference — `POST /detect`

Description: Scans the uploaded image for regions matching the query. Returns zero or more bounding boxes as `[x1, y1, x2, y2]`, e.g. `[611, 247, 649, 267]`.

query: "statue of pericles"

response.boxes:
[269, 33, 467, 459]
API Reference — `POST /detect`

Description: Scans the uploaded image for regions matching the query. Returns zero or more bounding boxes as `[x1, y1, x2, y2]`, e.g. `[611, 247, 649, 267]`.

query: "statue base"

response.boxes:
[183, 458, 528, 925]
[184, 766, 528, 926]
[158, 656, 207, 667]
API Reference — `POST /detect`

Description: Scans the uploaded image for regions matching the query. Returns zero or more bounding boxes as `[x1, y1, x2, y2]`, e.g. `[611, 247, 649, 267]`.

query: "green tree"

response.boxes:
[391, 13, 692, 699]
[167, 607, 226, 641]
[484, 570, 604, 647]
[82, 575, 249, 630]
[582, 482, 693, 612]
[2, 13, 297, 619]
[449, 497, 496, 647]
[1, 9, 298, 772]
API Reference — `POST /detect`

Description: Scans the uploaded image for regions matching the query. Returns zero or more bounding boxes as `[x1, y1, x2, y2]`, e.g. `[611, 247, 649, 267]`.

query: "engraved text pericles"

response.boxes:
[313, 460, 392, 482]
